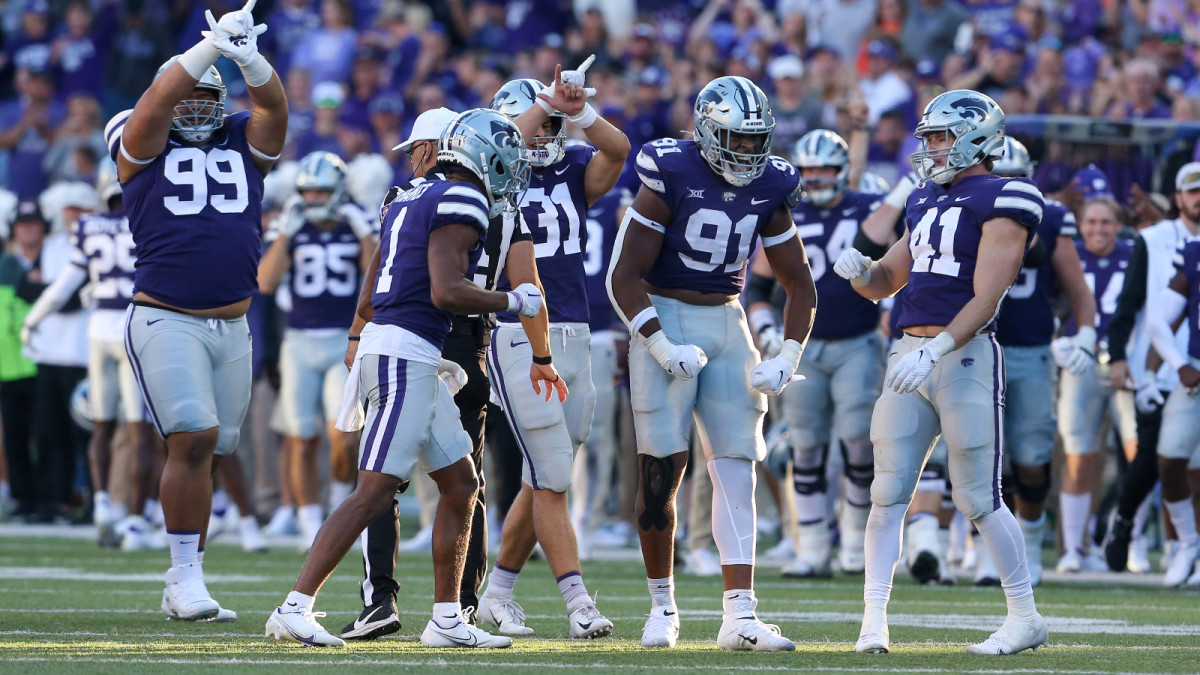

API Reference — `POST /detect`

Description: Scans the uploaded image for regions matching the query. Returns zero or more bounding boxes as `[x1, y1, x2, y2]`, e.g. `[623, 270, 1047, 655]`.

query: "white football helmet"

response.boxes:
[911, 89, 1005, 185]
[858, 171, 891, 195]
[490, 78, 565, 167]
[992, 136, 1035, 178]
[295, 151, 349, 222]
[793, 129, 849, 204]
[438, 109, 531, 217]
[156, 56, 227, 144]
[693, 76, 775, 187]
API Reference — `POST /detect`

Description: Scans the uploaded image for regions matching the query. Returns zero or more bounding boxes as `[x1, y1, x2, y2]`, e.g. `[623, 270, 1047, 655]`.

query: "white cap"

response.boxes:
[393, 107, 459, 152]
[1176, 162, 1200, 192]
[767, 55, 804, 81]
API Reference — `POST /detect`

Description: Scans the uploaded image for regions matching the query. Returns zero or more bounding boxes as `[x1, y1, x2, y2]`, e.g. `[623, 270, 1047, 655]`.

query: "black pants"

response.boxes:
[360, 318, 490, 611]
[0, 376, 37, 508]
[487, 402, 524, 522]
[1114, 391, 1167, 521]
[33, 365, 89, 511]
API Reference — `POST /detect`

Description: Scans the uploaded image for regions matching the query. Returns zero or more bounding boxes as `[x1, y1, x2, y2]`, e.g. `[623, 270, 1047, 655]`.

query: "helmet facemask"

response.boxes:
[295, 152, 349, 223]
[913, 128, 974, 185]
[695, 122, 772, 187]
[800, 166, 846, 205]
[524, 115, 565, 168]
[171, 85, 225, 143]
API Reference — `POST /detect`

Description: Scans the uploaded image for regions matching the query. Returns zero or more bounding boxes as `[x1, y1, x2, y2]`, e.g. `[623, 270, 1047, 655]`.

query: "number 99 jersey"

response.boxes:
[634, 138, 800, 295]
[106, 110, 265, 310]
[898, 174, 1042, 331]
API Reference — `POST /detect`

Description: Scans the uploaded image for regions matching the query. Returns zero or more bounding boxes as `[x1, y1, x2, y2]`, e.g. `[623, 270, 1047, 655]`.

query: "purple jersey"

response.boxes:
[635, 139, 800, 295]
[1174, 241, 1200, 360]
[898, 174, 1042, 331]
[1068, 238, 1133, 345]
[796, 190, 887, 340]
[996, 199, 1078, 347]
[371, 179, 489, 349]
[584, 187, 631, 331]
[266, 206, 369, 330]
[71, 210, 135, 311]
[496, 144, 596, 324]
[107, 110, 265, 310]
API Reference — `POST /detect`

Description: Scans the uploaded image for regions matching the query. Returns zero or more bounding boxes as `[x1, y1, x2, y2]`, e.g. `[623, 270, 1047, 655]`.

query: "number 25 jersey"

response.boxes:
[106, 110, 265, 310]
[898, 173, 1043, 331]
[634, 139, 800, 295]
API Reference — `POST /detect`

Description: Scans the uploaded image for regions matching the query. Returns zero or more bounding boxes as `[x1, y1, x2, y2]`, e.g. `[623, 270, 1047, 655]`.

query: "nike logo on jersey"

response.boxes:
[843, 208, 856, 216]
[147, 318, 164, 326]
[954, 196, 970, 202]
[511, 339, 528, 348]
[555, 165, 570, 176]
[750, 198, 770, 205]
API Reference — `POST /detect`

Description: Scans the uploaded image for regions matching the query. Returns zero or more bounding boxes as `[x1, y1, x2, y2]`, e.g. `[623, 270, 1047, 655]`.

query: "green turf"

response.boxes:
[1, 534, 1197, 673]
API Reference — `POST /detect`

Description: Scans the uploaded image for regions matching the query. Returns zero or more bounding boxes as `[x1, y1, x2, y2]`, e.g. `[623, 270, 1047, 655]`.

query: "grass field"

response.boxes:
[2, 526, 1199, 674]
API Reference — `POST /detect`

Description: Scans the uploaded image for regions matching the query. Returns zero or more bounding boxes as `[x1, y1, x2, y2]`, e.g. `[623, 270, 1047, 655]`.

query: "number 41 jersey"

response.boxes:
[634, 138, 800, 294]
[106, 110, 265, 310]
[898, 173, 1042, 331]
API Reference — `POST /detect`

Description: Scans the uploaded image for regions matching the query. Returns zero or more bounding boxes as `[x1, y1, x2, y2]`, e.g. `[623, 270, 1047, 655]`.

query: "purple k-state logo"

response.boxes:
[961, 357, 975, 367]
[231, 33, 249, 47]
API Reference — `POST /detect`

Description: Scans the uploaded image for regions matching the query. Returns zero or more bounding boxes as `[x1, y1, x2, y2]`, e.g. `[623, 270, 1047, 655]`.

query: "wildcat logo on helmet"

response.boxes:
[948, 98, 990, 122]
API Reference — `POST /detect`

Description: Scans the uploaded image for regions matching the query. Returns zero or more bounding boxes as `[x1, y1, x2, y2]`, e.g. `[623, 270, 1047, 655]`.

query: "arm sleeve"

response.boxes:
[853, 228, 891, 259]
[22, 263, 88, 326]
[1022, 236, 1049, 268]
[1106, 236, 1149, 362]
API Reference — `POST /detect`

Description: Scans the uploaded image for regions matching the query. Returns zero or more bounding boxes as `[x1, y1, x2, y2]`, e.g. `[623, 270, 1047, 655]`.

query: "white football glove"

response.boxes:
[750, 339, 805, 396]
[78, 283, 95, 309]
[276, 198, 306, 238]
[833, 248, 872, 287]
[507, 282, 543, 318]
[757, 324, 784, 359]
[1060, 325, 1096, 375]
[559, 54, 598, 98]
[886, 332, 956, 393]
[644, 330, 707, 380]
[1134, 380, 1165, 414]
[343, 205, 376, 240]
[203, 0, 267, 66]
[437, 358, 468, 396]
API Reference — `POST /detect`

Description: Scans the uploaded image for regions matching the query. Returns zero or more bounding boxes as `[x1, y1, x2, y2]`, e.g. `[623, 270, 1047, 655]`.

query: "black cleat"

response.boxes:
[341, 600, 401, 641]
[909, 550, 940, 585]
[1104, 516, 1133, 572]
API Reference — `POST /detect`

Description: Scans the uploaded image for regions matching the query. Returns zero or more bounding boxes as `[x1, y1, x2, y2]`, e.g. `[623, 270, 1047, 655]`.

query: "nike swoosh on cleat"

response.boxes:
[352, 606, 383, 631]
[678, 361, 687, 372]
[577, 621, 593, 631]
[740, 634, 758, 645]
[663, 610, 676, 617]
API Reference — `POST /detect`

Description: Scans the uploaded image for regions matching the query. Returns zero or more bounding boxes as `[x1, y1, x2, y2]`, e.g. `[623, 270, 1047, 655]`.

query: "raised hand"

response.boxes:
[203, 0, 267, 66]
[537, 63, 589, 117]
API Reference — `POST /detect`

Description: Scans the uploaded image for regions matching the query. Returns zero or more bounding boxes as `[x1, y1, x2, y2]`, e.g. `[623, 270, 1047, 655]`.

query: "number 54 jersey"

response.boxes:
[106, 110, 265, 310]
[634, 138, 800, 294]
[897, 174, 1043, 331]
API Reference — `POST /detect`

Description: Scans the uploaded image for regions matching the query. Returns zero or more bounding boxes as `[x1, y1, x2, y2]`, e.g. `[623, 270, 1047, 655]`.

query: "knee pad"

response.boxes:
[638, 455, 677, 532]
[951, 483, 996, 521]
[840, 439, 874, 508]
[1010, 463, 1051, 504]
[870, 471, 916, 508]
[791, 443, 829, 496]
[707, 458, 756, 566]
[916, 462, 947, 495]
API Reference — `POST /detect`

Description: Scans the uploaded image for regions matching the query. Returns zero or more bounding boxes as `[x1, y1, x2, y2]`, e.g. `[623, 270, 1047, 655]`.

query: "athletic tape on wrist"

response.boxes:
[630, 306, 658, 337]
[568, 103, 597, 129]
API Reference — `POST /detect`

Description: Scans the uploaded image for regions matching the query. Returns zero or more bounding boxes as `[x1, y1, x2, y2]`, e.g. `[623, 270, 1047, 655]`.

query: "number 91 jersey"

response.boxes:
[107, 110, 265, 310]
[635, 139, 800, 295]
[898, 173, 1042, 331]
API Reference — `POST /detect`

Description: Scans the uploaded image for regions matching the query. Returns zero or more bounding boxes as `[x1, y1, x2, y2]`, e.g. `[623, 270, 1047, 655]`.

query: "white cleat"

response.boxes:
[163, 589, 237, 622]
[717, 615, 795, 652]
[683, 548, 722, 577]
[421, 613, 512, 648]
[1055, 548, 1084, 574]
[1163, 541, 1200, 587]
[162, 564, 219, 621]
[641, 605, 680, 648]
[784, 522, 832, 579]
[1127, 536, 1151, 574]
[264, 506, 299, 537]
[240, 516, 268, 553]
[266, 607, 345, 647]
[1162, 540, 1179, 573]
[476, 594, 534, 636]
[398, 525, 435, 553]
[855, 612, 890, 653]
[761, 536, 795, 563]
[119, 515, 160, 551]
[1185, 563, 1200, 588]
[837, 504, 870, 575]
[568, 601, 613, 639]
[93, 493, 119, 548]
[781, 555, 832, 579]
[966, 613, 1048, 655]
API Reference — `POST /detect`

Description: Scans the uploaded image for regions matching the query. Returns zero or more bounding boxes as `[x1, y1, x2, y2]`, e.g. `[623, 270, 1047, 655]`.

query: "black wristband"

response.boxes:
[348, 336, 360, 341]
[532, 354, 552, 365]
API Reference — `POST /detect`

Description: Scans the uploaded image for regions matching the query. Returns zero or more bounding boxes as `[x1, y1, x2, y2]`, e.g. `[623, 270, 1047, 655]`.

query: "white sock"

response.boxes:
[198, 547, 204, 564]
[94, 490, 110, 508]
[211, 489, 229, 517]
[647, 576, 675, 609]
[145, 498, 164, 526]
[329, 481, 354, 511]
[284, 590, 314, 613]
[432, 601, 462, 624]
[1165, 497, 1199, 547]
[166, 529, 202, 567]
[722, 588, 755, 617]
[863, 503, 907, 615]
[1018, 514, 1045, 559]
[557, 571, 589, 611]
[297, 503, 323, 532]
[974, 508, 1037, 618]
[0, 480, 10, 502]
[485, 563, 520, 598]
[1132, 494, 1152, 542]
[1059, 492, 1091, 554]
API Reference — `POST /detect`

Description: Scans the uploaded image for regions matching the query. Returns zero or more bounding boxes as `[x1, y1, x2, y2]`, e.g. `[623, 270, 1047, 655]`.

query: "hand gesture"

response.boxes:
[530, 363, 569, 402]
[203, 0, 267, 66]
[537, 62, 592, 118]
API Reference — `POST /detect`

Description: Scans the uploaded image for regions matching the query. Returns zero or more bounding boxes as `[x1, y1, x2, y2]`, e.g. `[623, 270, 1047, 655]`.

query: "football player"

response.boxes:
[258, 151, 374, 552]
[21, 166, 161, 549]
[834, 90, 1047, 654]
[107, 0, 286, 622]
[475, 63, 629, 640]
[746, 130, 886, 579]
[266, 109, 542, 648]
[1055, 197, 1135, 574]
[1145, 174, 1200, 587]
[608, 75, 817, 651]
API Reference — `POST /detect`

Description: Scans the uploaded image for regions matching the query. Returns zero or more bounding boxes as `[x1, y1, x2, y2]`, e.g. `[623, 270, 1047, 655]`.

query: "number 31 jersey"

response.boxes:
[106, 110, 265, 310]
[898, 173, 1043, 331]
[635, 139, 800, 295]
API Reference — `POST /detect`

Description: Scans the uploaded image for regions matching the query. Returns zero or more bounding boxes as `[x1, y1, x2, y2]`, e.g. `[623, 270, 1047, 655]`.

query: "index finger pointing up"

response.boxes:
[575, 54, 596, 74]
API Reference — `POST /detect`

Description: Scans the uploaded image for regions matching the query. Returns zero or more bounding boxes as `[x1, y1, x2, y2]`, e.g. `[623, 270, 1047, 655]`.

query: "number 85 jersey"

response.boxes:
[107, 110, 265, 310]
[898, 173, 1042, 331]
[634, 138, 800, 294]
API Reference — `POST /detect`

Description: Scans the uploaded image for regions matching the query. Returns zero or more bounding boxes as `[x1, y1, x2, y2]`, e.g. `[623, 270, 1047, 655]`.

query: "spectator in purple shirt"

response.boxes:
[49, 0, 119, 101]
[293, 81, 353, 160]
[1105, 58, 1173, 119]
[291, 0, 359, 86]
[5, 0, 54, 74]
[0, 68, 65, 200]
[340, 47, 385, 133]
[261, 0, 321, 79]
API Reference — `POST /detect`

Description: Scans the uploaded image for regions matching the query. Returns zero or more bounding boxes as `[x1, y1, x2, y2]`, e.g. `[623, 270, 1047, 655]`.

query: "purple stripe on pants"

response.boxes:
[487, 327, 539, 489]
[359, 355, 390, 472]
[989, 335, 1006, 512]
[372, 358, 407, 473]
[124, 306, 166, 438]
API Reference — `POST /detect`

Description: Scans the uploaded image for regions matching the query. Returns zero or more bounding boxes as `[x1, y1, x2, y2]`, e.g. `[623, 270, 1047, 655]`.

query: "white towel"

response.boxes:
[335, 356, 365, 432]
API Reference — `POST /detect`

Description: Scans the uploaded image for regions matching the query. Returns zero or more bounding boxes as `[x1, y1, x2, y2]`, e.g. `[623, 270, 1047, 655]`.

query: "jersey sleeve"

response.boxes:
[103, 109, 134, 163]
[69, 220, 88, 268]
[991, 178, 1044, 231]
[1054, 204, 1078, 239]
[429, 184, 490, 236]
[634, 141, 671, 197]
[1173, 242, 1188, 275]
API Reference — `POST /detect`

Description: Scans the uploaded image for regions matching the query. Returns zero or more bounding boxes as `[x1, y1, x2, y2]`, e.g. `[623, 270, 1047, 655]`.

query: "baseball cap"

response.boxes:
[638, 65, 667, 87]
[989, 31, 1025, 53]
[1073, 164, 1113, 200]
[312, 81, 345, 109]
[915, 59, 940, 81]
[867, 39, 898, 60]
[14, 201, 45, 223]
[369, 94, 405, 116]
[1176, 162, 1200, 192]
[392, 107, 458, 152]
[767, 55, 804, 81]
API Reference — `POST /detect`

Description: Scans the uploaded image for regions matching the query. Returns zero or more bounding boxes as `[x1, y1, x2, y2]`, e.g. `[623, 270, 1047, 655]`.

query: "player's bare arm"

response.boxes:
[606, 186, 669, 339]
[504, 239, 568, 402]
[428, 223, 517, 315]
[345, 245, 381, 369]
[845, 232, 913, 301]
[941, 216, 1028, 345]
[1051, 233, 1098, 339]
[760, 206, 816, 344]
